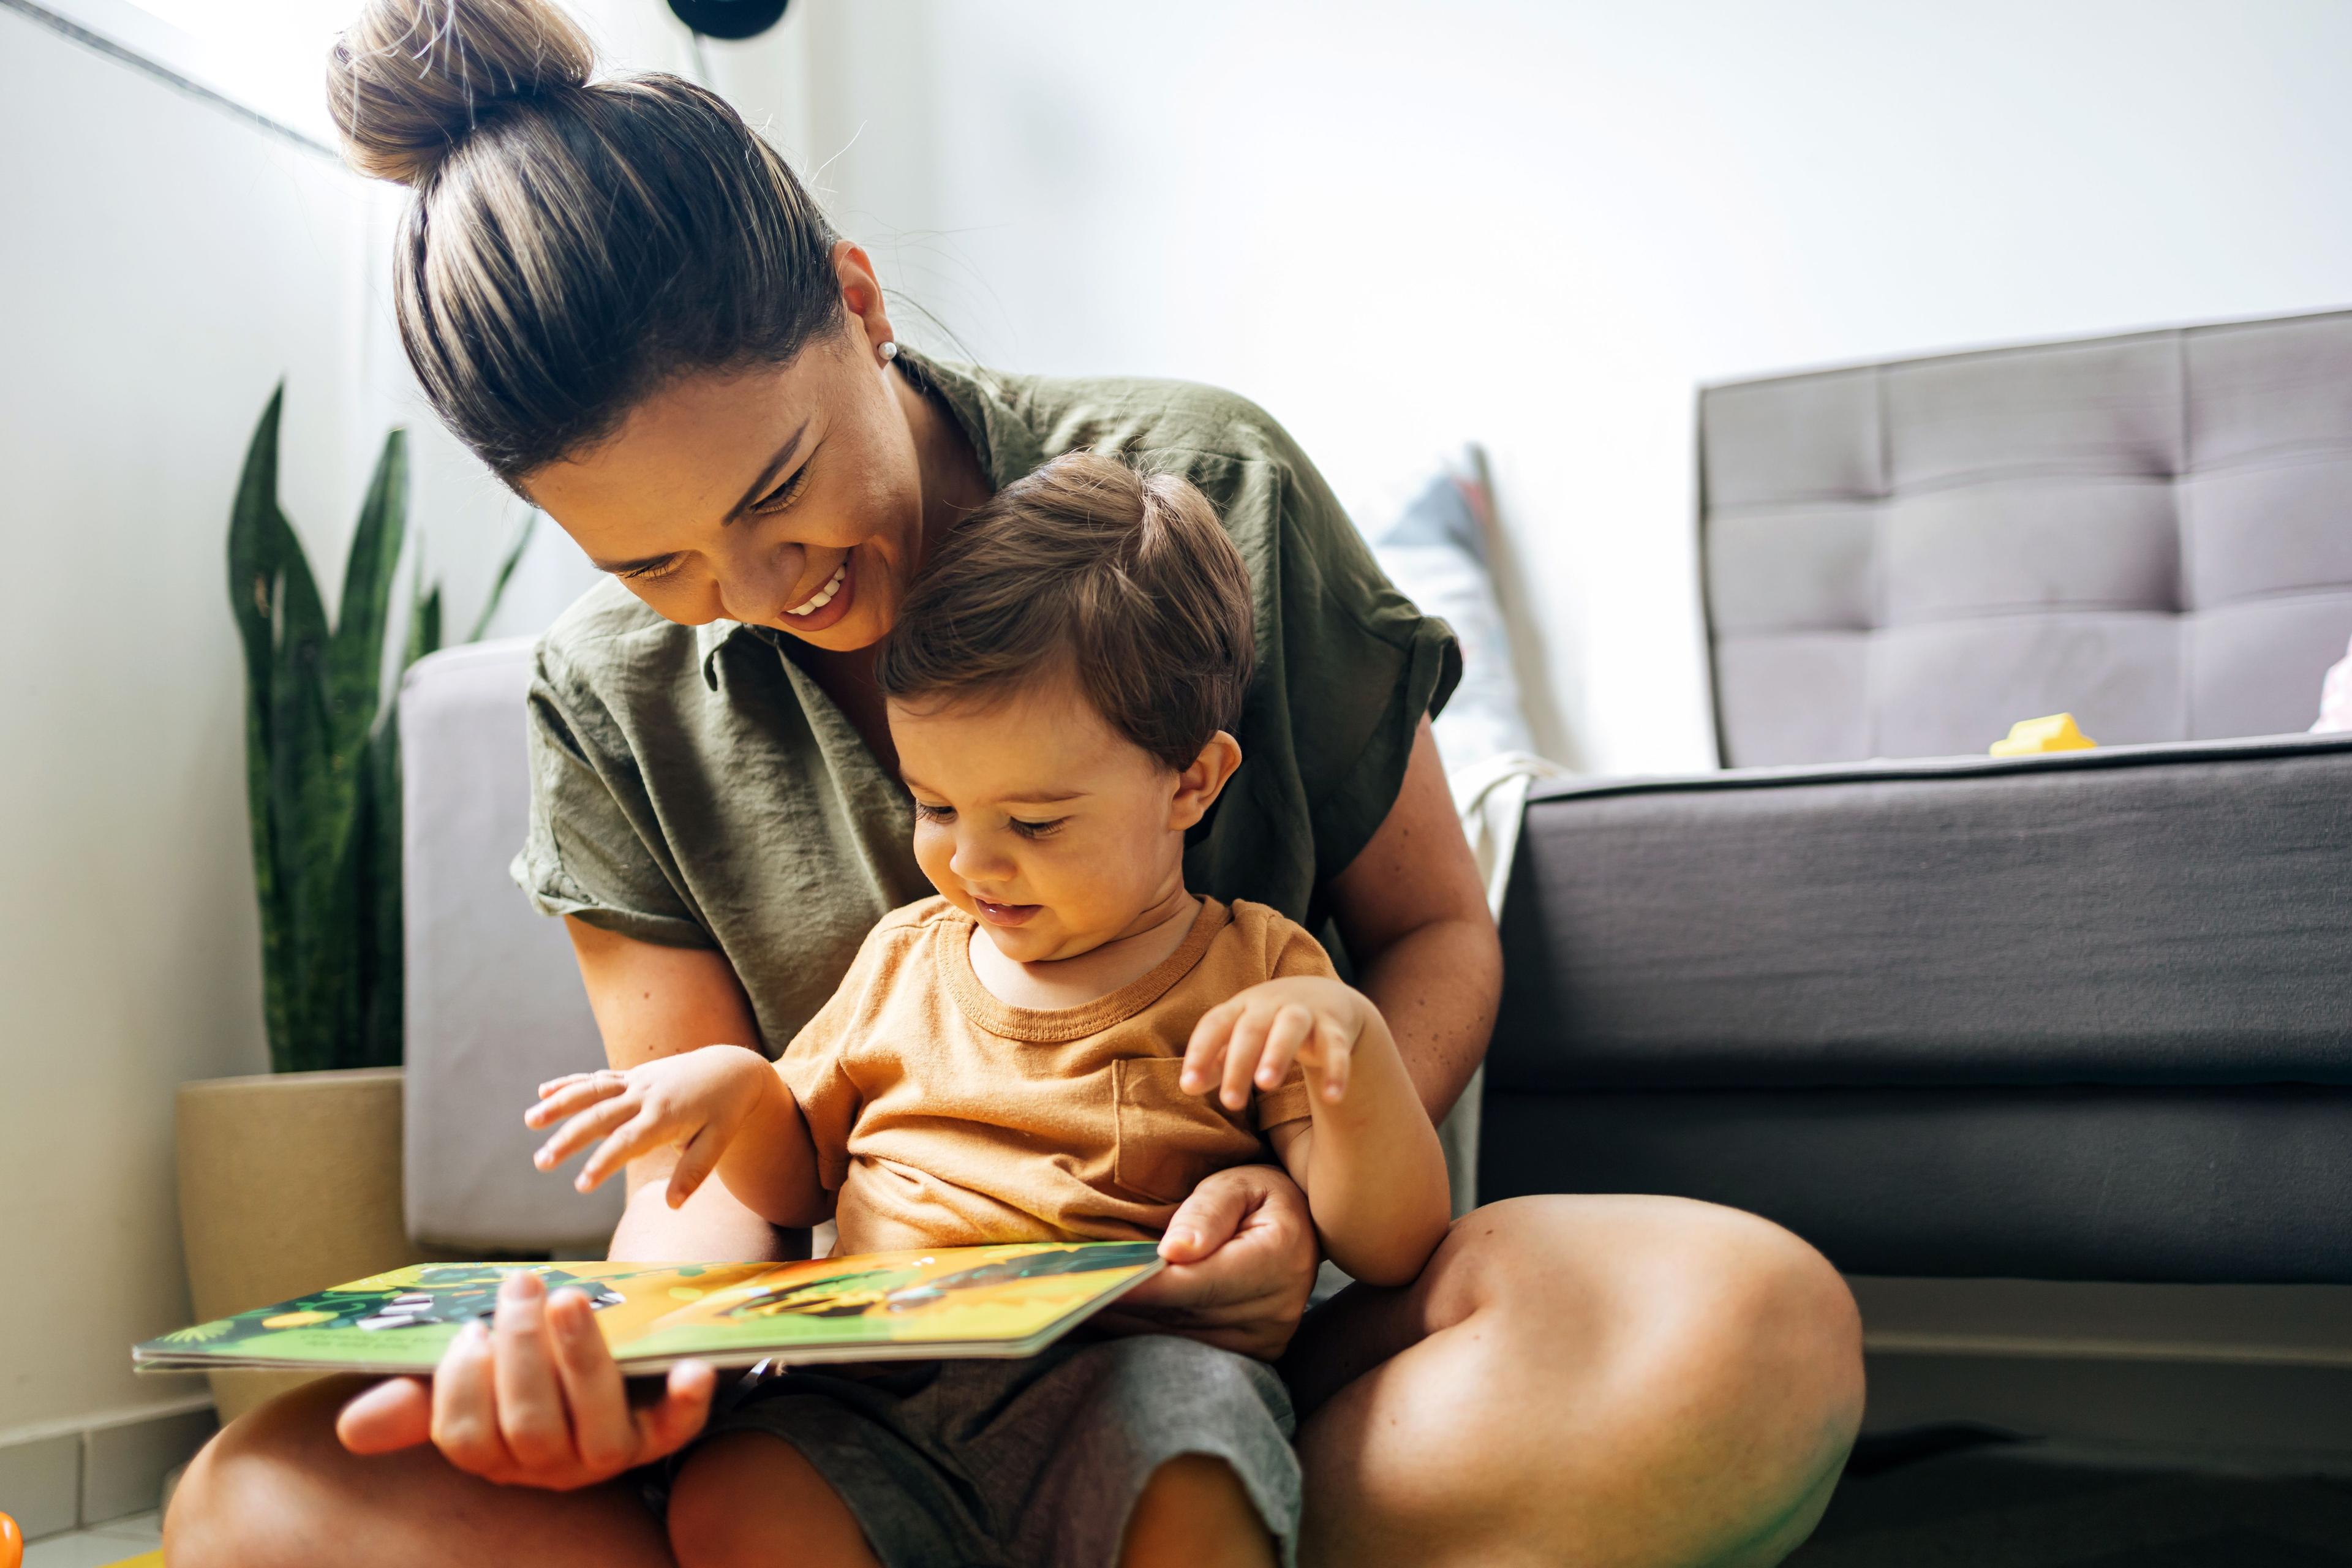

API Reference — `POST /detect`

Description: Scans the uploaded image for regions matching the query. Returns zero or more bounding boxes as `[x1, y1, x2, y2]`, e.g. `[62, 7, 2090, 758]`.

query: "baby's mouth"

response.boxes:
[973, 898, 1042, 928]
[785, 559, 848, 617]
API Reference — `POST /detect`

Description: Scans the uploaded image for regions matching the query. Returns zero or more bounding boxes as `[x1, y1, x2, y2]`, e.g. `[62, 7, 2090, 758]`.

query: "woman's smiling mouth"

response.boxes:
[786, 559, 849, 617]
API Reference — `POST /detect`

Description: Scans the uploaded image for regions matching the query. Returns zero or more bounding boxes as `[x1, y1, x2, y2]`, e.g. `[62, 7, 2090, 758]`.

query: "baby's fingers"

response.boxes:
[532, 1093, 640, 1175]
[525, 1072, 627, 1129]
[576, 1110, 677, 1193]
[1305, 1015, 1354, 1103]
[1218, 1005, 1275, 1112]
[1253, 1005, 1314, 1092]
[1181, 1000, 1243, 1096]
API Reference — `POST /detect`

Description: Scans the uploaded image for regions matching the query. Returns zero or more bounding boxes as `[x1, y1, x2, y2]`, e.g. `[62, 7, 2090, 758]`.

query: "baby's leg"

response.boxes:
[1119, 1453, 1279, 1568]
[667, 1430, 881, 1568]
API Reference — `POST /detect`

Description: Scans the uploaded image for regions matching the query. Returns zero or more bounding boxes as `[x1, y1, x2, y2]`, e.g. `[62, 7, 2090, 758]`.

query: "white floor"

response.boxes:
[23, 1511, 161, 1567]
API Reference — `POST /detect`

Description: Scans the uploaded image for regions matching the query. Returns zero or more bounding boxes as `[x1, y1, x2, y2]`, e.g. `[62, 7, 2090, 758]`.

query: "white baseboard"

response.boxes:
[0, 1397, 217, 1540]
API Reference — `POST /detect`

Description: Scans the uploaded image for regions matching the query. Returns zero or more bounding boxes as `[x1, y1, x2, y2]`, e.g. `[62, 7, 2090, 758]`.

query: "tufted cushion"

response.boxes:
[1702, 311, 2352, 766]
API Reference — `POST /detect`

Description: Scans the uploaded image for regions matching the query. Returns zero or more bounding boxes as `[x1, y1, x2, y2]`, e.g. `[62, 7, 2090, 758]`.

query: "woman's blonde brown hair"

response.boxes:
[326, 0, 842, 481]
[875, 452, 1256, 773]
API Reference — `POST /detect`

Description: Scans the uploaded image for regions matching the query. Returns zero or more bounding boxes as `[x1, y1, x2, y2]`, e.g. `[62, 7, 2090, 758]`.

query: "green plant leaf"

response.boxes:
[326, 429, 409, 761]
[465, 508, 538, 644]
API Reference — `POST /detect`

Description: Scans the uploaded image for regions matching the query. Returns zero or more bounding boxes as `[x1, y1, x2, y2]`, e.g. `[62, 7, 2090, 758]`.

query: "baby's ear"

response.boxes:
[1169, 731, 1243, 831]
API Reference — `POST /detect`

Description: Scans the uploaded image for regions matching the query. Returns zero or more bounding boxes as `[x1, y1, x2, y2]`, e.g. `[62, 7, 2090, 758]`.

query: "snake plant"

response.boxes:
[227, 386, 532, 1072]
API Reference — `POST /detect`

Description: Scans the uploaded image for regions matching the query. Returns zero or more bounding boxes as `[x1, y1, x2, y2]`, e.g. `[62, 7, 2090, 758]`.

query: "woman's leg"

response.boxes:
[164, 1375, 674, 1568]
[1118, 1455, 1280, 1568]
[1283, 1194, 1865, 1568]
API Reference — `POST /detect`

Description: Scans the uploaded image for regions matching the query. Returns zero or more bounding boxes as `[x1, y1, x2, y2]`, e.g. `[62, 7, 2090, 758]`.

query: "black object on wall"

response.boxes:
[666, 0, 788, 41]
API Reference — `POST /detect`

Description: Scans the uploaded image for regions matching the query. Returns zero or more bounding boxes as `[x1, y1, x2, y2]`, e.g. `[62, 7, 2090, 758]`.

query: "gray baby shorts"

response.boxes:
[676, 1332, 1302, 1567]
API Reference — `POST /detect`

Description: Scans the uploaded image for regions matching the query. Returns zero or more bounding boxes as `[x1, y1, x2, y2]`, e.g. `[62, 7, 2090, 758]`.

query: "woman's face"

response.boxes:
[519, 255, 933, 652]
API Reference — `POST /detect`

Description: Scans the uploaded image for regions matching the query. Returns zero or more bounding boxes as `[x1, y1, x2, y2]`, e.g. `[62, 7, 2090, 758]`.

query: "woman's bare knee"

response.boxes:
[1120, 1453, 1277, 1568]
[167, 1374, 671, 1568]
[668, 1431, 878, 1568]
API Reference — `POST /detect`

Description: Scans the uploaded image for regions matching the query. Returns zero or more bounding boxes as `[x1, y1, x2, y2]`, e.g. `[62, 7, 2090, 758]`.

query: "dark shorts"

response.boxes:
[654, 1334, 1301, 1568]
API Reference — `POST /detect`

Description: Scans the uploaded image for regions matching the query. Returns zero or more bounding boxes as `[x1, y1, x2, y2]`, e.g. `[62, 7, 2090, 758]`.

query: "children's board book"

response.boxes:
[134, 1241, 1164, 1374]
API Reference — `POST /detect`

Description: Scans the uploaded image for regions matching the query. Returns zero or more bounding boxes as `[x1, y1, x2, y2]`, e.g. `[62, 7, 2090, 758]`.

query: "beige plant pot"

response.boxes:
[176, 1067, 445, 1423]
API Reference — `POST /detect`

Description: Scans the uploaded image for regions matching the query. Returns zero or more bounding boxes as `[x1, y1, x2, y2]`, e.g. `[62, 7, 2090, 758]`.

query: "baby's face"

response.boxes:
[889, 672, 1206, 963]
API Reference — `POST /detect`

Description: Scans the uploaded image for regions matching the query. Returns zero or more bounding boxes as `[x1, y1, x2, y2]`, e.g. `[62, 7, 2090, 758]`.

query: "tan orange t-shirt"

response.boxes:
[776, 895, 1325, 1253]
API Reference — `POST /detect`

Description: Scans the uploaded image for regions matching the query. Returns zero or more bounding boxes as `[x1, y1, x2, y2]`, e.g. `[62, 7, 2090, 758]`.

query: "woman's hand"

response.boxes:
[334, 1270, 714, 1490]
[1094, 1163, 1319, 1360]
[527, 1046, 774, 1207]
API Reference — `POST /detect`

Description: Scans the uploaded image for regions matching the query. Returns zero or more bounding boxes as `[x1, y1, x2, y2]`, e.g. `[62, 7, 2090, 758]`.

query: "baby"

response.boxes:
[525, 451, 1450, 1568]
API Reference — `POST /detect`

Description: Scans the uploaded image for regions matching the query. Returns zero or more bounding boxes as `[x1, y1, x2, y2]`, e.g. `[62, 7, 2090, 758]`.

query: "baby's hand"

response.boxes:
[1182, 977, 1371, 1114]
[524, 1046, 772, 1207]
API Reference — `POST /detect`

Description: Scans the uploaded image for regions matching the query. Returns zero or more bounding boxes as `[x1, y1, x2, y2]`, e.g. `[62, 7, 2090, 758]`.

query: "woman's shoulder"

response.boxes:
[1024, 372, 1310, 478]
[529, 577, 713, 705]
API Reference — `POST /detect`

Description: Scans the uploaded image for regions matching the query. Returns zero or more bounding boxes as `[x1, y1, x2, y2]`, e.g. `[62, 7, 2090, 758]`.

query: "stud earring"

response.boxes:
[878, 339, 899, 363]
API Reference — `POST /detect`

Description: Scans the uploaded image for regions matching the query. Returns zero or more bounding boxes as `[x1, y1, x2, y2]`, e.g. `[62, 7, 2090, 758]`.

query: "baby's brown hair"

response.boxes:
[876, 451, 1255, 772]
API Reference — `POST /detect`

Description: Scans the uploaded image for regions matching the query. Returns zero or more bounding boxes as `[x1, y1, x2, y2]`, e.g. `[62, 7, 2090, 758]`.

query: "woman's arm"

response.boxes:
[1325, 716, 1502, 1122]
[562, 918, 800, 1261]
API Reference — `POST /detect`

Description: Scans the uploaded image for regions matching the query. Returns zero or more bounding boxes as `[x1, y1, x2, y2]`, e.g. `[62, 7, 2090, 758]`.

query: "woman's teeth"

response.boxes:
[786, 562, 848, 617]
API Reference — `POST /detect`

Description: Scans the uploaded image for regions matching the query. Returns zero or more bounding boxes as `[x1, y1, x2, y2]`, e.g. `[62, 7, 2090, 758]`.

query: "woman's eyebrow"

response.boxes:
[721, 418, 814, 524]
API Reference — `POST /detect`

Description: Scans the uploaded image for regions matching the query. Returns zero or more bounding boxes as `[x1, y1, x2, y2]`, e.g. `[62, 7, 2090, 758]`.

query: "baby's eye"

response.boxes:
[1010, 817, 1066, 840]
[912, 801, 956, 824]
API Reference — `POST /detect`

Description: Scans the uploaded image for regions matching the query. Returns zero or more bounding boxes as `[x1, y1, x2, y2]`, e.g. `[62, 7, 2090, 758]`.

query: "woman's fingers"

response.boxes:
[532, 1091, 641, 1172]
[575, 1108, 674, 1192]
[1219, 1005, 1274, 1111]
[545, 1287, 635, 1477]
[334, 1376, 432, 1455]
[490, 1273, 574, 1472]
[1254, 1005, 1314, 1091]
[429, 1321, 515, 1479]
[1154, 1159, 1251, 1262]
[631, 1361, 718, 1466]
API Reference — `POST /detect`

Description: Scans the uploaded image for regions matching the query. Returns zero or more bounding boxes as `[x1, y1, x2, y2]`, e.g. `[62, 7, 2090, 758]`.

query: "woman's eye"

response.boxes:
[913, 801, 955, 823]
[620, 555, 684, 584]
[1010, 818, 1066, 840]
[750, 466, 811, 516]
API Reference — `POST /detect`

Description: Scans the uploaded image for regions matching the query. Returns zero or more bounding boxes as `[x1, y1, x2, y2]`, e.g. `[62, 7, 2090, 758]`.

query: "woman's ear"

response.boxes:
[832, 241, 897, 366]
[1168, 731, 1243, 831]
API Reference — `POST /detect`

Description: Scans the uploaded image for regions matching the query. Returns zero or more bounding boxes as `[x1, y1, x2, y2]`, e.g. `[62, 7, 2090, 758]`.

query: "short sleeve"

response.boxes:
[508, 642, 713, 949]
[1268, 443, 1463, 881]
[775, 921, 903, 1191]
[1253, 922, 1343, 1131]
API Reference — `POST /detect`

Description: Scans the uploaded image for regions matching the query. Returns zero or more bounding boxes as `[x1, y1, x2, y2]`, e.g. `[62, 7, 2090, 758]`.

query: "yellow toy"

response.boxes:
[1990, 712, 2097, 756]
[1, 1509, 20, 1568]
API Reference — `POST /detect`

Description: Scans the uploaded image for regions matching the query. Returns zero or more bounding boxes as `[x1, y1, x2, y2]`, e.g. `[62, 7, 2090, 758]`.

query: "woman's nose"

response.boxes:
[715, 537, 809, 625]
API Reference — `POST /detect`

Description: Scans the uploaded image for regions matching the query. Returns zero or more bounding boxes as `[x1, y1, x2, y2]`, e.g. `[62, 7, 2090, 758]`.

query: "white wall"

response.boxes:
[0, 6, 584, 1436]
[804, 0, 2352, 773]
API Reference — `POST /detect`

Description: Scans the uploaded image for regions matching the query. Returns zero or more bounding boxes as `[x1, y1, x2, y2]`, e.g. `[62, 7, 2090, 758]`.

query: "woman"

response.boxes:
[168, 2, 1862, 1564]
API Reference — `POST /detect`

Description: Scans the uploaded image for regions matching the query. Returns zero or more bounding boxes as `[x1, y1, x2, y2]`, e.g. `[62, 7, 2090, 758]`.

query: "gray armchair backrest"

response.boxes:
[401, 638, 624, 1253]
[1700, 309, 2352, 767]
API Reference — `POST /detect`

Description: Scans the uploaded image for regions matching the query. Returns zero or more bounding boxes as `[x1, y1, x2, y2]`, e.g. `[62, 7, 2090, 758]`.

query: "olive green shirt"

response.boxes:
[513, 351, 1459, 1054]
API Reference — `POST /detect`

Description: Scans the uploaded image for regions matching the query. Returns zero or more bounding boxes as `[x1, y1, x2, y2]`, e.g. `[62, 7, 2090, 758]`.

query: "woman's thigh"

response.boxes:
[1282, 1193, 1864, 1568]
[164, 1375, 671, 1568]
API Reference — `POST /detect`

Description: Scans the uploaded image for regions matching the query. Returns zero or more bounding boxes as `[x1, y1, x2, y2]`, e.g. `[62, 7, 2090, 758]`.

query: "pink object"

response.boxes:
[2318, 635, 2352, 734]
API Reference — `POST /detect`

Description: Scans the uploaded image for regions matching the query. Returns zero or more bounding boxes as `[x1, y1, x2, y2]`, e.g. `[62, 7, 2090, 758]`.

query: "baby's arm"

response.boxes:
[1182, 978, 1450, 1286]
[526, 1049, 830, 1227]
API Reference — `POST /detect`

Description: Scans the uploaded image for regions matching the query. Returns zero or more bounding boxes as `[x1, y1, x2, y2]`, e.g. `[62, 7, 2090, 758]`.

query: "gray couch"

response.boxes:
[1481, 309, 2352, 1281]
[404, 309, 2352, 1282]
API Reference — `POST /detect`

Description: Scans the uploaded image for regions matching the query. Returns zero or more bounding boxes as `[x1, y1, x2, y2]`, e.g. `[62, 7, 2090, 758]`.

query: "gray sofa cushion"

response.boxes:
[1479, 1086, 2352, 1281]
[1703, 311, 2352, 766]
[402, 638, 623, 1253]
[1490, 733, 2352, 1091]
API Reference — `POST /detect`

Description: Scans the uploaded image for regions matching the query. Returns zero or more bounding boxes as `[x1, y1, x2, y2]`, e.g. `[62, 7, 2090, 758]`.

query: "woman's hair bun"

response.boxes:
[327, 0, 597, 186]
